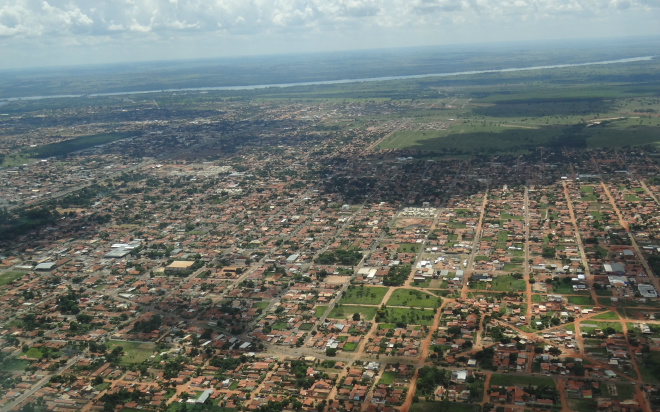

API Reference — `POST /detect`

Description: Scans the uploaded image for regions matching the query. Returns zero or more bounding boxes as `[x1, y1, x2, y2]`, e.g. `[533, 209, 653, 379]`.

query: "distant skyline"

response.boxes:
[0, 0, 659, 70]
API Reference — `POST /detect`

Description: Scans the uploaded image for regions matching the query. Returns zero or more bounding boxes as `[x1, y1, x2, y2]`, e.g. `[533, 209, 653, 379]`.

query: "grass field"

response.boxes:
[0, 358, 30, 371]
[299, 323, 314, 331]
[24, 348, 43, 359]
[591, 311, 619, 320]
[343, 342, 358, 351]
[639, 351, 660, 384]
[314, 306, 328, 318]
[0, 272, 25, 286]
[272, 322, 288, 330]
[490, 373, 555, 388]
[378, 371, 397, 385]
[378, 307, 436, 325]
[598, 382, 636, 400]
[410, 402, 480, 412]
[579, 321, 622, 333]
[107, 340, 156, 364]
[339, 286, 388, 305]
[398, 243, 422, 253]
[386, 289, 442, 308]
[328, 305, 377, 321]
[567, 399, 596, 412]
[254, 301, 269, 310]
[491, 275, 527, 292]
[566, 295, 595, 305]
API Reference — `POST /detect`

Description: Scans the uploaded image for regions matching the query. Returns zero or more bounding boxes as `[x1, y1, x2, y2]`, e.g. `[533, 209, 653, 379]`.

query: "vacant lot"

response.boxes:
[378, 307, 436, 325]
[339, 286, 388, 305]
[107, 340, 156, 364]
[490, 373, 555, 388]
[386, 289, 442, 308]
[328, 305, 377, 321]
[491, 275, 526, 292]
[410, 402, 480, 412]
[315, 306, 328, 318]
[0, 272, 25, 286]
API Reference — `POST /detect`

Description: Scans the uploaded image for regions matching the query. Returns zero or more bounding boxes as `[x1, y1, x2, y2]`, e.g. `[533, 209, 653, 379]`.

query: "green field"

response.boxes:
[566, 295, 595, 305]
[579, 321, 622, 333]
[24, 348, 43, 359]
[378, 371, 397, 385]
[314, 306, 328, 318]
[386, 289, 442, 308]
[343, 342, 358, 351]
[398, 243, 422, 253]
[328, 305, 377, 321]
[410, 402, 480, 412]
[0, 358, 30, 371]
[339, 286, 388, 305]
[591, 311, 619, 320]
[491, 275, 527, 292]
[272, 322, 288, 330]
[0, 272, 25, 286]
[490, 373, 555, 388]
[567, 399, 596, 412]
[639, 352, 660, 384]
[377, 307, 436, 325]
[107, 340, 156, 364]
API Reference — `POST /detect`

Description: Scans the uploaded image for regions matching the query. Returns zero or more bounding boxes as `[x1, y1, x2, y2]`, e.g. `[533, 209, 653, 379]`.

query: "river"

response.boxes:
[1, 55, 655, 102]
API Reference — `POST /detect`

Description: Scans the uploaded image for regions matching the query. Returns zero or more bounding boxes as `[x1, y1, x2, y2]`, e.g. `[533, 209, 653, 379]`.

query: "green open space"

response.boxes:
[445, 221, 467, 229]
[386, 289, 442, 308]
[639, 351, 660, 384]
[107, 340, 156, 364]
[399, 243, 422, 253]
[339, 285, 388, 305]
[377, 307, 436, 325]
[299, 323, 314, 331]
[491, 275, 527, 292]
[410, 402, 480, 412]
[271, 322, 288, 330]
[314, 306, 328, 318]
[328, 305, 377, 321]
[567, 399, 597, 412]
[591, 311, 619, 320]
[24, 348, 43, 359]
[579, 321, 622, 333]
[598, 382, 636, 400]
[94, 382, 111, 391]
[378, 371, 397, 385]
[0, 358, 30, 371]
[254, 301, 270, 310]
[342, 342, 358, 351]
[566, 295, 595, 305]
[600, 297, 660, 308]
[490, 373, 555, 388]
[0, 272, 26, 286]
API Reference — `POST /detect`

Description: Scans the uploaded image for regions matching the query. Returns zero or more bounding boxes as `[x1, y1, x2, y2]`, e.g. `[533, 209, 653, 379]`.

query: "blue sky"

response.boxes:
[0, 0, 658, 69]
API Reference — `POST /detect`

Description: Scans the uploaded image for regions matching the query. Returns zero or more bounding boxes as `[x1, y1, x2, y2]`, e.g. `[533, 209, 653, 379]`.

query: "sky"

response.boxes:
[0, 0, 659, 70]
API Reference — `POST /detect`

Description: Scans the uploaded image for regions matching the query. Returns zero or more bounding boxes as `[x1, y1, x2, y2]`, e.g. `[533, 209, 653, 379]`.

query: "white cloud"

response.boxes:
[0, 0, 657, 38]
[0, 0, 657, 68]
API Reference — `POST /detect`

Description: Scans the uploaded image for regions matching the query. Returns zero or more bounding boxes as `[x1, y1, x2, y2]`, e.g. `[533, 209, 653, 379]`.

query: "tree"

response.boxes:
[326, 348, 337, 357]
[352, 313, 361, 321]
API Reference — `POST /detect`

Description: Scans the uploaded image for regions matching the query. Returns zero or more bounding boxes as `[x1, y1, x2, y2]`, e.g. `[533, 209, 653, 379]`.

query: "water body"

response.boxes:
[2, 55, 655, 102]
